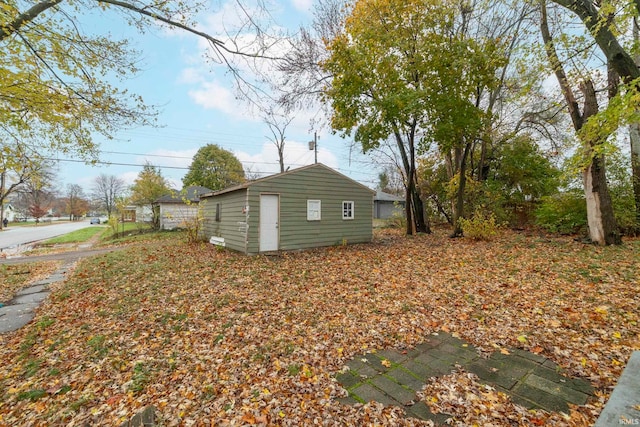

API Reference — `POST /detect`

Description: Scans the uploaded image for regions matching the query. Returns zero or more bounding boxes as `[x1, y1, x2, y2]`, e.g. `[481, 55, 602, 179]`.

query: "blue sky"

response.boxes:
[53, 0, 378, 193]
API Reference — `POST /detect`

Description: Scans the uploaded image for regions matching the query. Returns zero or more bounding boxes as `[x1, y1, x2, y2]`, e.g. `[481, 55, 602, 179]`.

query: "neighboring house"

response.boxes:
[374, 191, 405, 219]
[121, 206, 137, 222]
[120, 206, 152, 223]
[200, 163, 375, 255]
[155, 186, 212, 230]
[2, 204, 16, 222]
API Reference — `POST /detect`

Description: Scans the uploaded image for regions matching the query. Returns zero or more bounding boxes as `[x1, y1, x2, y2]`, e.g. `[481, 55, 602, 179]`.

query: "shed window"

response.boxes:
[215, 203, 221, 222]
[307, 200, 321, 221]
[342, 201, 354, 220]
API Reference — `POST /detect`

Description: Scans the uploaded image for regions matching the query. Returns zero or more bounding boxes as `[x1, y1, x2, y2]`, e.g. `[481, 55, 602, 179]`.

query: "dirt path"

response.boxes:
[0, 231, 126, 265]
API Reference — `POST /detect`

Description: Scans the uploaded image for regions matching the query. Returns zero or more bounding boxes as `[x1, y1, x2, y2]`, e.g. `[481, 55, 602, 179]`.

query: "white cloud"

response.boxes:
[187, 81, 246, 117]
[119, 171, 141, 187]
[199, 1, 254, 36]
[291, 0, 313, 13]
[177, 67, 205, 85]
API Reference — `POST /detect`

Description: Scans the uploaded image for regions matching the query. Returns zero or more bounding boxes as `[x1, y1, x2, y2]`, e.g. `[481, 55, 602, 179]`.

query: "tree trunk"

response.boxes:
[450, 142, 472, 237]
[404, 171, 416, 235]
[630, 19, 640, 226]
[541, 1, 620, 245]
[630, 124, 640, 225]
[393, 127, 429, 235]
[580, 80, 621, 245]
[411, 183, 430, 233]
[583, 154, 622, 245]
[278, 147, 285, 173]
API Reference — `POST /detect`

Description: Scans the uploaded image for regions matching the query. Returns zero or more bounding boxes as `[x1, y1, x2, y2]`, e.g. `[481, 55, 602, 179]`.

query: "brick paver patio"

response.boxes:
[335, 332, 594, 423]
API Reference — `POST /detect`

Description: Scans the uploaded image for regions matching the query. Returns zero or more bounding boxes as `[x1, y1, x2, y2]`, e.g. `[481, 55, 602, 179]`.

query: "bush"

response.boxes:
[535, 191, 587, 235]
[183, 215, 204, 244]
[459, 207, 499, 241]
[385, 209, 407, 229]
[107, 216, 119, 234]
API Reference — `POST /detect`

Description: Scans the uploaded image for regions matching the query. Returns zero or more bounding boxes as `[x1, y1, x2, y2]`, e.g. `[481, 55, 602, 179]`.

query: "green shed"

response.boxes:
[200, 163, 375, 254]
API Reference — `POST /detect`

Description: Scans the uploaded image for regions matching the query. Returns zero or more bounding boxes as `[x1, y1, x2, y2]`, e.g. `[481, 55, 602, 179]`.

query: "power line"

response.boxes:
[99, 150, 285, 166]
[47, 157, 190, 170]
[100, 150, 194, 159]
[49, 157, 381, 185]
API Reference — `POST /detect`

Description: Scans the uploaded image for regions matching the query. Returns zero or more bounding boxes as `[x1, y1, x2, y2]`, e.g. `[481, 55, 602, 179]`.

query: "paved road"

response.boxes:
[0, 221, 96, 252]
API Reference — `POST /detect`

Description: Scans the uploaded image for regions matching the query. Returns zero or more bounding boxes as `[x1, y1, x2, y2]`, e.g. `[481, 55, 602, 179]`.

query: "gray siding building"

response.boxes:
[200, 164, 375, 254]
[155, 186, 212, 230]
[374, 191, 405, 219]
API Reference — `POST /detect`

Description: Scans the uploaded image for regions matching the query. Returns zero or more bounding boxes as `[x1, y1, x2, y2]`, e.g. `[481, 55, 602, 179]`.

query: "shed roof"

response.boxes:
[155, 186, 212, 204]
[375, 191, 404, 202]
[201, 163, 375, 198]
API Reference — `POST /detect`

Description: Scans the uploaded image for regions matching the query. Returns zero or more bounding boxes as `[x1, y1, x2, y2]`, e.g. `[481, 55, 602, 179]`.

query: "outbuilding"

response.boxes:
[155, 185, 212, 230]
[374, 191, 405, 219]
[200, 163, 375, 254]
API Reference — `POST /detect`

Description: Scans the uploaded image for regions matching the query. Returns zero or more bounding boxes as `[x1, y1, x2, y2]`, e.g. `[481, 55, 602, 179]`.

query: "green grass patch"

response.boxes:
[0, 264, 33, 288]
[0, 262, 60, 302]
[23, 358, 42, 378]
[104, 228, 176, 245]
[41, 227, 104, 245]
[17, 389, 47, 402]
[128, 362, 150, 393]
[87, 334, 109, 358]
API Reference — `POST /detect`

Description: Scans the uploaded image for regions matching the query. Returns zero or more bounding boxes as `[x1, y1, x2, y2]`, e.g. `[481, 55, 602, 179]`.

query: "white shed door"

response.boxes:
[259, 194, 279, 252]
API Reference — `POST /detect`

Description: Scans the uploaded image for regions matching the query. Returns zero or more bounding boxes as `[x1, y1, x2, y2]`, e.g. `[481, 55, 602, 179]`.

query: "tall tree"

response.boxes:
[276, 0, 349, 112]
[183, 144, 245, 191]
[631, 17, 640, 224]
[322, 0, 503, 235]
[64, 184, 88, 221]
[0, 145, 48, 229]
[550, 0, 640, 229]
[12, 167, 57, 223]
[0, 1, 271, 172]
[263, 108, 294, 173]
[540, 1, 621, 245]
[91, 174, 126, 219]
[130, 163, 171, 229]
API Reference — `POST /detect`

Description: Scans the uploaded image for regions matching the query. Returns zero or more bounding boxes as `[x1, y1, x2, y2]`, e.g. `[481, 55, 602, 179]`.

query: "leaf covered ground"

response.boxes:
[0, 261, 61, 303]
[0, 229, 638, 426]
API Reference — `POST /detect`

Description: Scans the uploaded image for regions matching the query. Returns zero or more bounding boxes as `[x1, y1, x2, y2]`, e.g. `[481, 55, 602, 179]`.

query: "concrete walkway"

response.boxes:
[0, 261, 76, 333]
[336, 332, 593, 423]
[595, 351, 640, 426]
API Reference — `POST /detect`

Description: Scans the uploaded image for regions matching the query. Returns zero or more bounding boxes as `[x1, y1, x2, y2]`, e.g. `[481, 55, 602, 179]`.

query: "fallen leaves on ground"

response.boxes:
[0, 261, 61, 302]
[0, 228, 637, 425]
[419, 370, 593, 426]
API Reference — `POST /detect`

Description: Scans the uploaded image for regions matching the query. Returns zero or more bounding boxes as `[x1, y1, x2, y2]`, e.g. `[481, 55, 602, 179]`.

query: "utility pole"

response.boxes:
[308, 131, 318, 164]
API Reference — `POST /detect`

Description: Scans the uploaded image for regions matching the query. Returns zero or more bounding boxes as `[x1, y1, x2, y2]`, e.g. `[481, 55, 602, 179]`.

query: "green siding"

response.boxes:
[200, 190, 248, 253]
[202, 164, 374, 255]
[247, 165, 373, 254]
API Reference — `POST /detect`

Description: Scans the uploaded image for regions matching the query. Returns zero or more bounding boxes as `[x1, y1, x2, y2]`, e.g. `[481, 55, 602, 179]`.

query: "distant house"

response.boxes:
[2, 203, 16, 222]
[120, 206, 152, 223]
[121, 206, 138, 222]
[155, 186, 212, 230]
[200, 164, 375, 255]
[374, 191, 405, 219]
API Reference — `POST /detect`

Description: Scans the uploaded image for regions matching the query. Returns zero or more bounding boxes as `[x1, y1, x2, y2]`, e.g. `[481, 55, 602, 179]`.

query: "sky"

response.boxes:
[51, 0, 379, 194]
